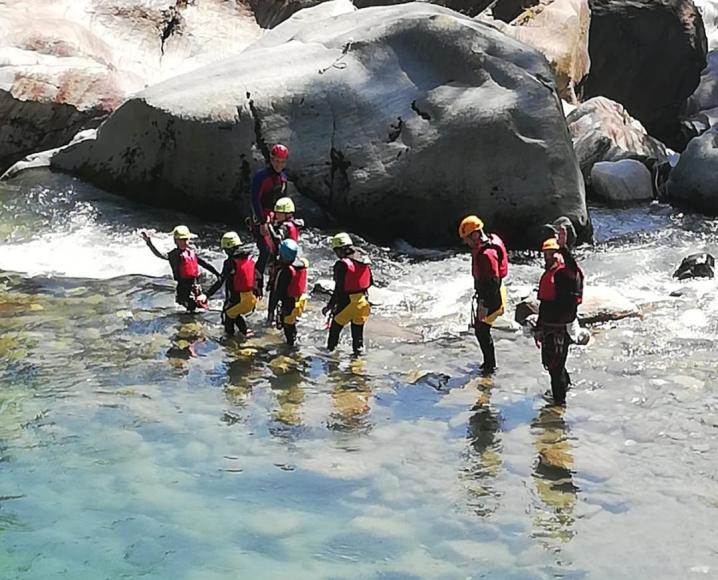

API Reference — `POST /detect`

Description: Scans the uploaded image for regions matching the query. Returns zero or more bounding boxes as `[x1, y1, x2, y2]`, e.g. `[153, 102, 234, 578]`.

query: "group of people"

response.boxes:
[142, 142, 586, 405]
[459, 215, 585, 405]
[141, 144, 373, 357]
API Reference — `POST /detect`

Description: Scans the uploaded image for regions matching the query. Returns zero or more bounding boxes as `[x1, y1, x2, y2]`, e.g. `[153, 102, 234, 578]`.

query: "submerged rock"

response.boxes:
[567, 97, 668, 181]
[515, 284, 640, 325]
[673, 253, 715, 279]
[582, 0, 708, 150]
[590, 159, 654, 205]
[52, 3, 589, 248]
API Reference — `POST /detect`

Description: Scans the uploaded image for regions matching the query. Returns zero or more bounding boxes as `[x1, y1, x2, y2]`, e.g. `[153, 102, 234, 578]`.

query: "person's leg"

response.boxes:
[235, 315, 248, 335]
[327, 320, 343, 351]
[350, 323, 364, 355]
[283, 323, 297, 346]
[474, 322, 496, 372]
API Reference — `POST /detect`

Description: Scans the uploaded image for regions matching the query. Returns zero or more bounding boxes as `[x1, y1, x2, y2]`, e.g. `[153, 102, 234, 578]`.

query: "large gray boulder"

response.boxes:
[0, 0, 261, 173]
[52, 3, 590, 248]
[567, 97, 668, 180]
[582, 0, 708, 150]
[590, 159, 654, 205]
[666, 127, 718, 213]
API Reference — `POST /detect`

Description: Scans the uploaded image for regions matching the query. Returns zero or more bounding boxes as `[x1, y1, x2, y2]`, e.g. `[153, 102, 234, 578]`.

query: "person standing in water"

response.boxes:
[141, 225, 219, 312]
[459, 215, 509, 375]
[205, 231, 259, 337]
[268, 239, 308, 347]
[250, 144, 289, 294]
[534, 227, 585, 405]
[322, 233, 373, 357]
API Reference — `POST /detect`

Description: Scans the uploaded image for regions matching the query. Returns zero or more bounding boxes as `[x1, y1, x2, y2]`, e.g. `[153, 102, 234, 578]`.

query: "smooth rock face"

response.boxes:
[582, 0, 708, 150]
[590, 159, 653, 205]
[515, 284, 641, 325]
[666, 127, 718, 213]
[567, 97, 668, 180]
[0, 0, 261, 172]
[683, 50, 718, 136]
[694, 0, 718, 49]
[52, 3, 590, 248]
[497, 0, 591, 102]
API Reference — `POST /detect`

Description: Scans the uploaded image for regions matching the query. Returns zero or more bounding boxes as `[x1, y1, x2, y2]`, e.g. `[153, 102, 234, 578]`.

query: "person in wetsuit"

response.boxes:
[459, 215, 509, 375]
[268, 239, 308, 347]
[322, 232, 373, 356]
[141, 225, 219, 312]
[534, 234, 585, 405]
[205, 231, 259, 337]
[250, 143, 289, 294]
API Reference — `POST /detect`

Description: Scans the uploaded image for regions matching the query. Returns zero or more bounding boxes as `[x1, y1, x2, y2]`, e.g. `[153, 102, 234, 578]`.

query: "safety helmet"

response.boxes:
[172, 225, 196, 240]
[331, 232, 353, 249]
[220, 231, 241, 249]
[274, 197, 295, 213]
[541, 237, 560, 251]
[271, 143, 289, 159]
[278, 239, 299, 262]
[458, 215, 484, 239]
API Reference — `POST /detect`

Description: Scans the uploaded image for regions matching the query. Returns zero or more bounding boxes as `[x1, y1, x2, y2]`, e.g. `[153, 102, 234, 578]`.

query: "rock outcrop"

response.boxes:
[582, 0, 708, 150]
[493, 0, 591, 102]
[0, 0, 261, 173]
[52, 3, 590, 248]
[666, 127, 718, 212]
[567, 97, 668, 180]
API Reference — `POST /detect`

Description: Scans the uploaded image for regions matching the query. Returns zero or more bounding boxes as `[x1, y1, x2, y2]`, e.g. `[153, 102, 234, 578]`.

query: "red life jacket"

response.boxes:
[232, 255, 256, 293]
[471, 234, 508, 280]
[538, 255, 584, 304]
[287, 259, 308, 298]
[177, 249, 199, 279]
[341, 258, 371, 293]
[283, 220, 299, 242]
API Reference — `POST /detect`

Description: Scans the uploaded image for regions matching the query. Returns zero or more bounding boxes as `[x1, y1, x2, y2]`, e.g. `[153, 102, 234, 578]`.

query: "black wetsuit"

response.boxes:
[268, 257, 306, 346]
[538, 248, 581, 404]
[206, 251, 254, 335]
[145, 240, 219, 311]
[326, 249, 373, 354]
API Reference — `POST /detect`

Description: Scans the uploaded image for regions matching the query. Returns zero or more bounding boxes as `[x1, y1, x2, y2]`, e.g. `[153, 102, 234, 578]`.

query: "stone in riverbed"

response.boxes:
[589, 159, 654, 205]
[52, 3, 590, 248]
[515, 284, 640, 325]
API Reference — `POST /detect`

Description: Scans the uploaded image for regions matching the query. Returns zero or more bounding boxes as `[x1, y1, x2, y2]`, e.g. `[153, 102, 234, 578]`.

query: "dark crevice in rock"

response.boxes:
[411, 100, 431, 121]
[159, 1, 188, 56]
[247, 97, 269, 159]
[387, 116, 403, 142]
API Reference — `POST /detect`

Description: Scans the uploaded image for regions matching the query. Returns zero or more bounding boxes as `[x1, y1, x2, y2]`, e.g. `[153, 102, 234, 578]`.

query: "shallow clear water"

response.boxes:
[1, 171, 718, 579]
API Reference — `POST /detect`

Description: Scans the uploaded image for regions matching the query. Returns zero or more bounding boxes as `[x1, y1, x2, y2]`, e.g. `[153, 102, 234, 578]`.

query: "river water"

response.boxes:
[1, 170, 717, 579]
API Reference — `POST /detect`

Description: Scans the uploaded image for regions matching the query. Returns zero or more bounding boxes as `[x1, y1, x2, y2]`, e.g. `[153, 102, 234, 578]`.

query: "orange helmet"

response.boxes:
[541, 237, 560, 251]
[458, 215, 484, 239]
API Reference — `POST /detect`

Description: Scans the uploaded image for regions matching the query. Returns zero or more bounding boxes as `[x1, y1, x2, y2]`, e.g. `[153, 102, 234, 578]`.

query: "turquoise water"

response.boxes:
[1, 171, 718, 579]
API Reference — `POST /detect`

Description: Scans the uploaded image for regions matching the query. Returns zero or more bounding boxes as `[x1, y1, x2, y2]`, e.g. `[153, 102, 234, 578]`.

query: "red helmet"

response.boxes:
[270, 144, 289, 159]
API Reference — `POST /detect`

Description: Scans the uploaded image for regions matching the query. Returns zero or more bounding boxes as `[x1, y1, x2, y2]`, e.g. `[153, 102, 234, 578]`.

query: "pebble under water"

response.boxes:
[0, 171, 717, 579]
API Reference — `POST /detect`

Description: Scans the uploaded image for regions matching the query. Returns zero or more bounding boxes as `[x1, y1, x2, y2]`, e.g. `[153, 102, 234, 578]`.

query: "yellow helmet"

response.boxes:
[541, 237, 560, 251]
[172, 225, 196, 239]
[331, 232, 353, 249]
[221, 231, 241, 249]
[274, 197, 295, 213]
[458, 215, 484, 239]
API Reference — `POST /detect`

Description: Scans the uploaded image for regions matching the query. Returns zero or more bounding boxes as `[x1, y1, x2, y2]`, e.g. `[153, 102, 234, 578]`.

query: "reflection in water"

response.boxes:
[222, 345, 263, 423]
[530, 405, 578, 549]
[463, 376, 503, 517]
[165, 316, 205, 370]
[268, 354, 306, 436]
[328, 358, 373, 434]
